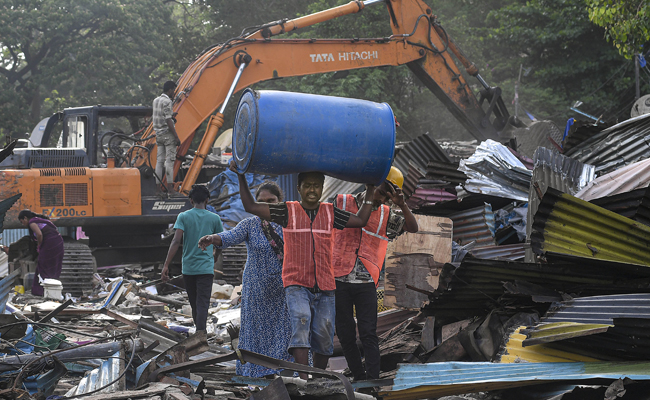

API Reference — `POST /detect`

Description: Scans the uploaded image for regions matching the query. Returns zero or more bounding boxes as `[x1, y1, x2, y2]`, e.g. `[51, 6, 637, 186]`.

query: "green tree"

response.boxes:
[215, 0, 479, 141]
[431, 0, 647, 125]
[0, 0, 178, 137]
[586, 0, 650, 59]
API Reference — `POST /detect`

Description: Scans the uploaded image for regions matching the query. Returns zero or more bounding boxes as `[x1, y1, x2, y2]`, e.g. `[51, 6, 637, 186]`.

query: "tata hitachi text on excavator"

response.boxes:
[1, 0, 510, 266]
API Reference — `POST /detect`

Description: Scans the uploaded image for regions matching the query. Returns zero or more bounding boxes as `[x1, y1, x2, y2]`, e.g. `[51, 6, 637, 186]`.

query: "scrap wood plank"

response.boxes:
[384, 215, 452, 310]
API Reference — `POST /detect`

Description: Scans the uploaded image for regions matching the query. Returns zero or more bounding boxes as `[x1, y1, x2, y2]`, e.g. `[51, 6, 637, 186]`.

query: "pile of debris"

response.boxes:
[5, 114, 650, 400]
[371, 114, 650, 399]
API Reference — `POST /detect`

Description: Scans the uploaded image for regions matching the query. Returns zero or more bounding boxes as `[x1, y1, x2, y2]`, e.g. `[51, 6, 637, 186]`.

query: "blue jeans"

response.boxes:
[284, 285, 336, 356]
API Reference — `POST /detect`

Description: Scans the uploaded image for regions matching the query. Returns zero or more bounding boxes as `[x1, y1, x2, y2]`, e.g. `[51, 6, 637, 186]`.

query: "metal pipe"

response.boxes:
[219, 62, 248, 114]
[0, 340, 144, 373]
[476, 74, 490, 90]
[570, 107, 599, 121]
[180, 59, 249, 194]
[136, 290, 188, 308]
[250, 1, 365, 39]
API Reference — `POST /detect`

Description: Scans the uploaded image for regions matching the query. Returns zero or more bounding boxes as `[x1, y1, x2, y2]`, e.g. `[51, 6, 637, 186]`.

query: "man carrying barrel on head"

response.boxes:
[332, 166, 418, 383]
[230, 160, 375, 378]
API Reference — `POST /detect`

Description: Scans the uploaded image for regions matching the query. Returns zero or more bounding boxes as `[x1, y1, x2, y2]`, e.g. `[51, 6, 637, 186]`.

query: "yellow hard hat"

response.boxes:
[386, 166, 404, 189]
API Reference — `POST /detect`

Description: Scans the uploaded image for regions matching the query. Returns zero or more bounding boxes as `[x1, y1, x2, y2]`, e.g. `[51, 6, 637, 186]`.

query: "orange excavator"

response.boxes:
[1, 0, 509, 266]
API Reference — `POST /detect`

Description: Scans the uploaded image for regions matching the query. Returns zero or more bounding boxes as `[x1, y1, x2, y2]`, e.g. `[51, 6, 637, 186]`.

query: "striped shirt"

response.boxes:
[268, 202, 351, 230]
[152, 93, 173, 136]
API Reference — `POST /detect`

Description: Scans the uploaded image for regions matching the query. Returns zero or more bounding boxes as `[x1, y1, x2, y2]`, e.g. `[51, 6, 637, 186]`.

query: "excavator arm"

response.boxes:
[134, 0, 509, 193]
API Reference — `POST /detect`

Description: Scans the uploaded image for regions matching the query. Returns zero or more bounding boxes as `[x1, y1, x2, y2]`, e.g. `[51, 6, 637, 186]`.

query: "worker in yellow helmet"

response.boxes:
[332, 166, 418, 384]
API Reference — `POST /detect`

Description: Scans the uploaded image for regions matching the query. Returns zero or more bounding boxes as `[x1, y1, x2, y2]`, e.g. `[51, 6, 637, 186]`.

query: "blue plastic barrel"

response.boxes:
[232, 89, 395, 184]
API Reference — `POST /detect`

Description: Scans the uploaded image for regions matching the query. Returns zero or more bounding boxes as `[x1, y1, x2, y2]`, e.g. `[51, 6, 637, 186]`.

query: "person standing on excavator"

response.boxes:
[153, 80, 181, 196]
[231, 160, 375, 378]
[333, 166, 418, 382]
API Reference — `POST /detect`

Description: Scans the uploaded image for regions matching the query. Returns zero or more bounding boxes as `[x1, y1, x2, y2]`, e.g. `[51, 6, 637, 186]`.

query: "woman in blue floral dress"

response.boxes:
[199, 181, 292, 377]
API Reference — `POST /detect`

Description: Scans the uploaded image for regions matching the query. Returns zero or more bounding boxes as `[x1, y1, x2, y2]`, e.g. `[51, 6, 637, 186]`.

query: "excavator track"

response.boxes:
[59, 241, 96, 297]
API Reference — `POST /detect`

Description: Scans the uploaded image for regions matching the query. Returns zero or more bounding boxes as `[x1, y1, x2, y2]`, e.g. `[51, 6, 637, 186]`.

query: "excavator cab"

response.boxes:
[15, 106, 153, 169]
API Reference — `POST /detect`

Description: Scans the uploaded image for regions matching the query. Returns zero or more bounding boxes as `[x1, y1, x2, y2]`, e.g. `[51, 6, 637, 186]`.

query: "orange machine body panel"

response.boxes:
[90, 168, 141, 217]
[2, 167, 141, 228]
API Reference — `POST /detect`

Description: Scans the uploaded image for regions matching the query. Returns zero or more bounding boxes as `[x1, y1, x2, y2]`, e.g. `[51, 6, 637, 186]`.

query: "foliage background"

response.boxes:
[1, 0, 648, 143]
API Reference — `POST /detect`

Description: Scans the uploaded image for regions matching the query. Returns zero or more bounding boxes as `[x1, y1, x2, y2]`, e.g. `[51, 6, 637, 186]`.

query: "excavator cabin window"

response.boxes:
[65, 116, 87, 150]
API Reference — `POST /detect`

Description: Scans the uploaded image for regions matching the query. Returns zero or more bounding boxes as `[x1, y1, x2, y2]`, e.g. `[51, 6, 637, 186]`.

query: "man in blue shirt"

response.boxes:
[162, 185, 223, 332]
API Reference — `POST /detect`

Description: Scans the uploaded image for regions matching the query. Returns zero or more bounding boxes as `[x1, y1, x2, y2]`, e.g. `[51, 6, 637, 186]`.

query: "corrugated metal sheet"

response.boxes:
[564, 112, 650, 175]
[393, 133, 452, 176]
[468, 243, 528, 261]
[0, 267, 21, 312]
[532, 317, 650, 361]
[459, 140, 532, 201]
[383, 360, 650, 399]
[2, 227, 70, 246]
[65, 350, 125, 396]
[449, 204, 495, 247]
[437, 139, 478, 162]
[416, 194, 513, 217]
[499, 326, 602, 363]
[531, 188, 650, 265]
[321, 176, 364, 202]
[575, 157, 650, 201]
[519, 322, 612, 347]
[276, 173, 300, 202]
[2, 229, 29, 246]
[589, 186, 650, 226]
[526, 147, 595, 262]
[562, 119, 613, 153]
[511, 120, 564, 159]
[425, 160, 467, 186]
[423, 254, 650, 317]
[542, 293, 650, 325]
[407, 188, 457, 209]
[402, 163, 424, 198]
[518, 295, 650, 360]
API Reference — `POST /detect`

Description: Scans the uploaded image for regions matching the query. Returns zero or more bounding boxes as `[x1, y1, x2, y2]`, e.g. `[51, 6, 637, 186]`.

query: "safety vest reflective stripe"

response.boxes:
[282, 201, 336, 290]
[332, 194, 390, 286]
[362, 228, 390, 241]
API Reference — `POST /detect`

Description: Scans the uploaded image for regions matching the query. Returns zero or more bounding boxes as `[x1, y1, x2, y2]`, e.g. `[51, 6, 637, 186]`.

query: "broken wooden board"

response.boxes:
[384, 215, 452, 310]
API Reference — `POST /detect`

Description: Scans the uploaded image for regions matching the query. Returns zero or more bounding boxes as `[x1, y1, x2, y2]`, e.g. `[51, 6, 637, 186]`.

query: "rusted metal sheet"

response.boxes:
[531, 188, 650, 265]
[449, 204, 495, 247]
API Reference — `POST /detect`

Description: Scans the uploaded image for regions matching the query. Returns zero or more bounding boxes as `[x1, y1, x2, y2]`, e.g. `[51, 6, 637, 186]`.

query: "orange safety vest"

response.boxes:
[332, 194, 390, 286]
[282, 201, 336, 291]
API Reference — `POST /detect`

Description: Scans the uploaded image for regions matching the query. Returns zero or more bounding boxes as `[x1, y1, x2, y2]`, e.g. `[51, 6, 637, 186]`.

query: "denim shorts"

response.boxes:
[284, 285, 336, 355]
